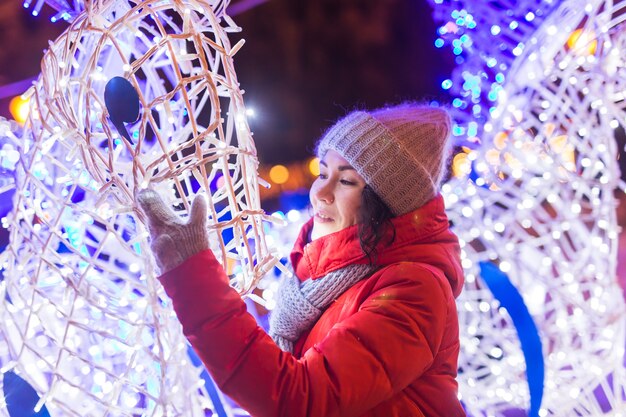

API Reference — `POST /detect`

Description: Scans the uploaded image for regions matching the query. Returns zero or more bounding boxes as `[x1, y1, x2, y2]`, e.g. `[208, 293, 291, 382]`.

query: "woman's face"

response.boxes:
[310, 150, 366, 240]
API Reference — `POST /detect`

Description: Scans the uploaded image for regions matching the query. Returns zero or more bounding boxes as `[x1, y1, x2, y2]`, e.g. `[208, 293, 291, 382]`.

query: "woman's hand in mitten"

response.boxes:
[136, 189, 210, 274]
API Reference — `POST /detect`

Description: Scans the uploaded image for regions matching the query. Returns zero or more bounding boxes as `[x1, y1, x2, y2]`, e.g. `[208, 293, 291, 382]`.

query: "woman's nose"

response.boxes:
[315, 181, 334, 204]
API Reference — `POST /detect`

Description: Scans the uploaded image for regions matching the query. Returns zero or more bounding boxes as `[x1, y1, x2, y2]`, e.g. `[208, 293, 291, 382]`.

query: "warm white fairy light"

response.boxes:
[434, 0, 626, 415]
[0, 0, 276, 415]
[0, 119, 21, 193]
[251, 208, 308, 310]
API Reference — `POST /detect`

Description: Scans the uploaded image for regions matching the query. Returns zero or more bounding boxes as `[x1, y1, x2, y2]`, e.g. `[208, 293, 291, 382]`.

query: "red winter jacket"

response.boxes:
[159, 195, 466, 417]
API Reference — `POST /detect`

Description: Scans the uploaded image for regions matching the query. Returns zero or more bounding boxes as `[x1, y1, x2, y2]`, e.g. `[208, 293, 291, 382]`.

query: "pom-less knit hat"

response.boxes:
[315, 103, 452, 216]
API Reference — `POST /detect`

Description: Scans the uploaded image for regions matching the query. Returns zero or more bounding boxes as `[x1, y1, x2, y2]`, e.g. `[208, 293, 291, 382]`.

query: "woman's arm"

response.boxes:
[160, 250, 449, 417]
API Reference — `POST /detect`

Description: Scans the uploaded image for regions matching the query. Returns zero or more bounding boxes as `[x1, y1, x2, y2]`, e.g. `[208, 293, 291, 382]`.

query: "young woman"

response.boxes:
[138, 103, 466, 417]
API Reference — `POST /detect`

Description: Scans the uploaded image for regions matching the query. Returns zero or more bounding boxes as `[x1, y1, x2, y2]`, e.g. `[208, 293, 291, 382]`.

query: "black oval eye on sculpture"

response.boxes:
[104, 76, 140, 144]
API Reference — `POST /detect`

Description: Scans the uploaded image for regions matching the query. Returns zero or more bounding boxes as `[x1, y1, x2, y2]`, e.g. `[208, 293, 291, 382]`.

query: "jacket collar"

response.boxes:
[290, 194, 452, 280]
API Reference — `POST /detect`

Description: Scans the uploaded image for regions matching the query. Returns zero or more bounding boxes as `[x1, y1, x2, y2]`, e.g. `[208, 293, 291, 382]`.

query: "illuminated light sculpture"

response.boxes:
[431, 0, 626, 415]
[0, 0, 280, 415]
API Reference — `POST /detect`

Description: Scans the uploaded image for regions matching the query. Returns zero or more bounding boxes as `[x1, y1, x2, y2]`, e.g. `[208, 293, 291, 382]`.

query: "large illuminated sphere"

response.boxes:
[0, 0, 276, 415]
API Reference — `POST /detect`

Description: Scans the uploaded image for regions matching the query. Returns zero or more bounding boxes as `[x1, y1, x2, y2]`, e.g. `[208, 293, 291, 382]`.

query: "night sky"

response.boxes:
[0, 0, 454, 165]
[232, 0, 455, 164]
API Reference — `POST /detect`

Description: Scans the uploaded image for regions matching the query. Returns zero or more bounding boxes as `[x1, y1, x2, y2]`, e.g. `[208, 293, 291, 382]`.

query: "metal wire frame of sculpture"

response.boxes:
[0, 0, 279, 415]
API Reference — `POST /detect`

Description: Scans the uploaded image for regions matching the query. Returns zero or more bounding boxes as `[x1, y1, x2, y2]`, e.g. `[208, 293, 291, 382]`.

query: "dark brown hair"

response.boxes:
[358, 185, 396, 265]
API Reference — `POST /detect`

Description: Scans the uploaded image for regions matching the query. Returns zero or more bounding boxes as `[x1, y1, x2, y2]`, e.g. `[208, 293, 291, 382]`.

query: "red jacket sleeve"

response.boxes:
[159, 250, 449, 417]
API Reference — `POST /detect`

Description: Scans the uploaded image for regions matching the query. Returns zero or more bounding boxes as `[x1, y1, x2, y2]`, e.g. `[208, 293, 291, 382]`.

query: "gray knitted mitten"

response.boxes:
[136, 189, 210, 273]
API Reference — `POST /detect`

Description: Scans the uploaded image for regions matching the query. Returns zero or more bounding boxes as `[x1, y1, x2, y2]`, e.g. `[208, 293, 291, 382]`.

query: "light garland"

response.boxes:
[429, 0, 561, 147]
[253, 208, 309, 311]
[430, 0, 626, 415]
[21, 0, 230, 23]
[22, 0, 83, 22]
[0, 0, 279, 415]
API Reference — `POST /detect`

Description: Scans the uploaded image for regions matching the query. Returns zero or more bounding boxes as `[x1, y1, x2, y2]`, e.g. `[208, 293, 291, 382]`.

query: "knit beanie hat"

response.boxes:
[315, 103, 452, 216]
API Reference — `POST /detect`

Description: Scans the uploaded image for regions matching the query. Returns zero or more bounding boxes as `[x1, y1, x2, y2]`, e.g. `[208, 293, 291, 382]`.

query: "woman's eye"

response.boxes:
[318, 173, 328, 179]
[340, 179, 356, 186]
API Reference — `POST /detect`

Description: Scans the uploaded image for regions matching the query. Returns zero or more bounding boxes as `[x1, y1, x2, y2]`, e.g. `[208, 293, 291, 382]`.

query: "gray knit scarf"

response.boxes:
[269, 263, 376, 353]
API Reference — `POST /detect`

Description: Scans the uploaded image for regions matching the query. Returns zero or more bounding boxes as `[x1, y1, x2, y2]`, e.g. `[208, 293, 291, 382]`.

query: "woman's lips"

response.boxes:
[315, 213, 334, 223]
